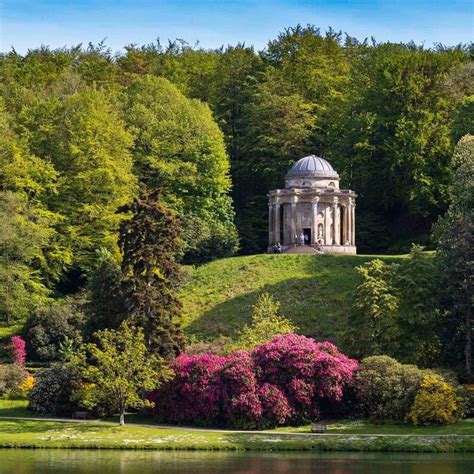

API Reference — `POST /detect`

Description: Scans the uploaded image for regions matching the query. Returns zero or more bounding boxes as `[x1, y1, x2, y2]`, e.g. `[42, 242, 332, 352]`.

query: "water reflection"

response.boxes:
[0, 450, 473, 474]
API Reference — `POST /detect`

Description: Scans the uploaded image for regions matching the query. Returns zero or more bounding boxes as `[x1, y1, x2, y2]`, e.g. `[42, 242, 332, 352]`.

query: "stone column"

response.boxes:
[268, 201, 273, 245]
[273, 201, 280, 244]
[351, 201, 356, 246]
[332, 197, 339, 245]
[290, 200, 297, 244]
[311, 197, 319, 244]
[347, 198, 352, 246]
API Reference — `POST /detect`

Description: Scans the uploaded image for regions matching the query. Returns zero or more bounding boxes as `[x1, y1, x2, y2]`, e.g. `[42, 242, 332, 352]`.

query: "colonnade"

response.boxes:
[268, 196, 355, 247]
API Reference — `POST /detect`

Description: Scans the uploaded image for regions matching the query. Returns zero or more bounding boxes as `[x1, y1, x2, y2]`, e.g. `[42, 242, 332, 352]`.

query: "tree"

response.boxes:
[434, 135, 474, 378]
[0, 192, 52, 323]
[347, 259, 399, 357]
[23, 296, 86, 362]
[327, 43, 468, 252]
[75, 322, 171, 425]
[236, 69, 316, 251]
[394, 245, 441, 366]
[124, 75, 238, 262]
[84, 248, 125, 337]
[17, 85, 137, 277]
[235, 293, 297, 350]
[118, 189, 185, 358]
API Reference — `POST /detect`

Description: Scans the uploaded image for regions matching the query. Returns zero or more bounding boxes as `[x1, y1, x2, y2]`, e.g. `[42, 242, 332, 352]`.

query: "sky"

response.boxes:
[1, 0, 473, 54]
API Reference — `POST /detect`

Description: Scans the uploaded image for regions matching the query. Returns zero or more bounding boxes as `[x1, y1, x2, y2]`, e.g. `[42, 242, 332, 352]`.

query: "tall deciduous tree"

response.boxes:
[434, 135, 474, 378]
[17, 85, 137, 278]
[124, 75, 238, 262]
[118, 189, 185, 358]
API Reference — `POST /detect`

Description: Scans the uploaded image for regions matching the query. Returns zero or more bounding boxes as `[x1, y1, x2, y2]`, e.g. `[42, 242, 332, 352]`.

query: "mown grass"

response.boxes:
[179, 253, 404, 341]
[1, 400, 472, 452]
[0, 419, 472, 452]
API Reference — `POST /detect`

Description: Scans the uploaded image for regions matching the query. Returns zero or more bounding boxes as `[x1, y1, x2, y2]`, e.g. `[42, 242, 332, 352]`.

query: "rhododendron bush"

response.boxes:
[154, 334, 358, 428]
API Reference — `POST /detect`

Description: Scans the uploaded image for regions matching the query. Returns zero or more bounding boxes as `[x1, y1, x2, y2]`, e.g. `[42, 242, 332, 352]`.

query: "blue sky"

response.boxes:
[1, 0, 472, 53]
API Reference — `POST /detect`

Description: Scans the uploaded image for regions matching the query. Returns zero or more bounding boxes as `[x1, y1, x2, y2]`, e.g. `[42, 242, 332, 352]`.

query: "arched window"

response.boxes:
[328, 182, 335, 187]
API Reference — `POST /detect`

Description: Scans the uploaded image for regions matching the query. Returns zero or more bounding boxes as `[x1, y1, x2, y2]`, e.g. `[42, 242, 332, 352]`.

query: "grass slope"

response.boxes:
[180, 254, 403, 343]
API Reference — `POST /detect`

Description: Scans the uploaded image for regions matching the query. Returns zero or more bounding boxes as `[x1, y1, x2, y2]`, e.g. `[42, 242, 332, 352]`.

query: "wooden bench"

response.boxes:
[311, 423, 327, 433]
[72, 411, 89, 420]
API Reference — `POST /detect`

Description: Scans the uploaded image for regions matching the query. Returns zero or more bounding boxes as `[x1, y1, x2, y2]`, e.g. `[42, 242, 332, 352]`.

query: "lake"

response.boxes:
[0, 450, 473, 473]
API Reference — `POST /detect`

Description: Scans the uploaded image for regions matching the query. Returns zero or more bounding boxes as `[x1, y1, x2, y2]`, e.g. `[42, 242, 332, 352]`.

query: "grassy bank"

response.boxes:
[180, 253, 403, 341]
[1, 400, 472, 453]
[0, 419, 472, 452]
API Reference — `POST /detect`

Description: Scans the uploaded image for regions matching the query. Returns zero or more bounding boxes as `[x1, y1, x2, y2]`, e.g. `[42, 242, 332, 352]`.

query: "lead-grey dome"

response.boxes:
[285, 155, 339, 179]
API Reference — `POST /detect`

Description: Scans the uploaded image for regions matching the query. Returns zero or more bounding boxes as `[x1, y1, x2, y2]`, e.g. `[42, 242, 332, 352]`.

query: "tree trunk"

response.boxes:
[119, 412, 125, 426]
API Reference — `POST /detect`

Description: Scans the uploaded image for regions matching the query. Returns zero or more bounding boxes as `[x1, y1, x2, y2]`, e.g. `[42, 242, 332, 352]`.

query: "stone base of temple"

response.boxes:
[267, 244, 357, 255]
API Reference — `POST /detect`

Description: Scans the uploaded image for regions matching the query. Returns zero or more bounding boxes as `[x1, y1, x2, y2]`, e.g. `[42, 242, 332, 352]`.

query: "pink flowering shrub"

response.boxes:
[8, 336, 26, 367]
[253, 335, 358, 423]
[258, 383, 293, 427]
[154, 353, 226, 425]
[220, 351, 262, 428]
[153, 334, 358, 429]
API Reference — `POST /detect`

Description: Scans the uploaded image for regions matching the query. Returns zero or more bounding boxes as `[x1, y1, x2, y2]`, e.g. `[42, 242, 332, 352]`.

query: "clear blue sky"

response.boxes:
[1, 0, 472, 53]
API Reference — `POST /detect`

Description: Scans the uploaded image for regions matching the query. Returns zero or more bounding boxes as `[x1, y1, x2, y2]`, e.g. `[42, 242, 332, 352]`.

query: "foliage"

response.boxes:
[28, 364, 79, 415]
[0, 192, 52, 324]
[73, 322, 171, 425]
[355, 356, 426, 422]
[83, 248, 125, 337]
[23, 296, 86, 362]
[234, 293, 297, 350]
[393, 245, 441, 366]
[17, 85, 137, 276]
[408, 374, 462, 425]
[7, 336, 26, 367]
[0, 364, 27, 398]
[433, 135, 473, 377]
[348, 260, 399, 357]
[124, 75, 238, 262]
[153, 353, 226, 426]
[17, 375, 35, 398]
[118, 189, 185, 358]
[155, 334, 357, 428]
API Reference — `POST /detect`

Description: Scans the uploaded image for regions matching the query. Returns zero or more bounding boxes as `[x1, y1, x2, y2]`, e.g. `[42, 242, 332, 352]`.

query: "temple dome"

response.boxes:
[285, 155, 339, 179]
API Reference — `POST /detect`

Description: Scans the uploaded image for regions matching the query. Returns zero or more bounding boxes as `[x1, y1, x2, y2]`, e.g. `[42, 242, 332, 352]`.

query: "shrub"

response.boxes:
[0, 363, 27, 397]
[155, 353, 226, 425]
[155, 334, 358, 429]
[220, 351, 262, 429]
[409, 375, 462, 425]
[253, 335, 358, 424]
[28, 365, 79, 415]
[17, 375, 35, 397]
[355, 355, 426, 421]
[23, 297, 86, 362]
[7, 336, 26, 366]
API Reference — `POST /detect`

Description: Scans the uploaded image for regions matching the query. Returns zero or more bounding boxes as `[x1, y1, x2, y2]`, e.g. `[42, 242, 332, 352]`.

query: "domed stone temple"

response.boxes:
[267, 155, 357, 254]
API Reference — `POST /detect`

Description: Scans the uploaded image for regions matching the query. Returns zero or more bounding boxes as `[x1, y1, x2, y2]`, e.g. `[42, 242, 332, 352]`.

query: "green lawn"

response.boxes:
[0, 418, 472, 452]
[0, 399, 472, 452]
[179, 253, 404, 342]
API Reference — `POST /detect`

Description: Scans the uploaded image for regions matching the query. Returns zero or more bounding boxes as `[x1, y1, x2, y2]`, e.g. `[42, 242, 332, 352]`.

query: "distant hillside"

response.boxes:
[180, 254, 404, 347]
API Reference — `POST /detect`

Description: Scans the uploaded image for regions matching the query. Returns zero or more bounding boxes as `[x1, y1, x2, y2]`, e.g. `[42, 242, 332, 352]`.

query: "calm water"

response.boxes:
[0, 450, 473, 474]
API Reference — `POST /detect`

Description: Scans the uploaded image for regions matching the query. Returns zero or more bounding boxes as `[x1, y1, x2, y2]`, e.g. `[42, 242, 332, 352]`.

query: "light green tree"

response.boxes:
[75, 322, 172, 425]
[235, 293, 297, 350]
[348, 259, 400, 357]
[124, 75, 238, 262]
[0, 191, 52, 323]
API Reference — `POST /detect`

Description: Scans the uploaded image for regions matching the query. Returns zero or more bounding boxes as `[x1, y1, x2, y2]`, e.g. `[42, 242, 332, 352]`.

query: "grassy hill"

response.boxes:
[180, 253, 404, 346]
